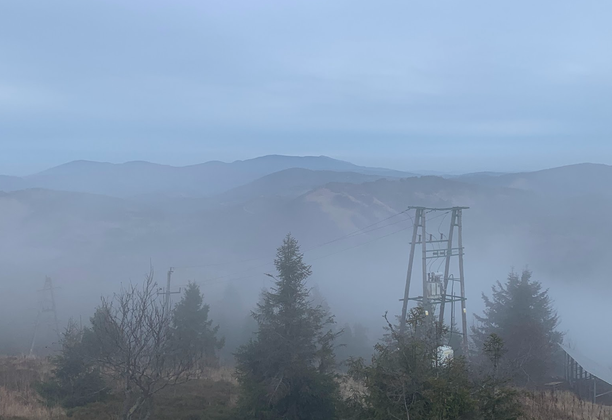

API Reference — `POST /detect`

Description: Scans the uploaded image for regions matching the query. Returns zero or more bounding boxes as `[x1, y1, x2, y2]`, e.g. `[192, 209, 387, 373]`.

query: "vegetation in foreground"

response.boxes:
[2, 357, 611, 420]
[1, 235, 609, 419]
[0, 357, 237, 420]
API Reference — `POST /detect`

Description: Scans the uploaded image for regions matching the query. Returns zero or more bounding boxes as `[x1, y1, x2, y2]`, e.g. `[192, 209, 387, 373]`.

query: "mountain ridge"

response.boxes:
[455, 162, 612, 196]
[215, 168, 400, 205]
[1, 157, 610, 200]
[1, 155, 416, 197]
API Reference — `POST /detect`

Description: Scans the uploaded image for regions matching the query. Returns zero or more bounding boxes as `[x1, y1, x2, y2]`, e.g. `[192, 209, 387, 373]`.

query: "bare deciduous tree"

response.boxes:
[89, 269, 193, 420]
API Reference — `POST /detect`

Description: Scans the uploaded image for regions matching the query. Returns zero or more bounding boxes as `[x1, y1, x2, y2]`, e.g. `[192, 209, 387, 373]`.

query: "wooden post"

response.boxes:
[165, 267, 174, 314]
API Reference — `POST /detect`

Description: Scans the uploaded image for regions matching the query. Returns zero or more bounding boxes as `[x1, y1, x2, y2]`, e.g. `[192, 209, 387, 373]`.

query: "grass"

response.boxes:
[0, 356, 63, 420]
[64, 379, 238, 420]
[0, 357, 238, 420]
[1, 356, 611, 420]
[0, 357, 52, 390]
[519, 390, 612, 420]
[0, 386, 63, 420]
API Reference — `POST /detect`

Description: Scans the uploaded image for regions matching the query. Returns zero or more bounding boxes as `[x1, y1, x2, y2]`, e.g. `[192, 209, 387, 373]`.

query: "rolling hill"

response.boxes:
[0, 155, 416, 197]
[456, 163, 612, 197]
[214, 168, 396, 205]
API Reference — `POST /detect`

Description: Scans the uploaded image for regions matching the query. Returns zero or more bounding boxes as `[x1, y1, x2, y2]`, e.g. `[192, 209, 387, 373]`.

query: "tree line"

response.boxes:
[37, 234, 563, 420]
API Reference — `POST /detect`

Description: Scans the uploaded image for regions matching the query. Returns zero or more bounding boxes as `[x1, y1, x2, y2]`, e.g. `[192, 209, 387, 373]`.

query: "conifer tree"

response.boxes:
[476, 334, 522, 420]
[472, 269, 562, 386]
[171, 282, 224, 367]
[35, 320, 107, 409]
[235, 234, 340, 420]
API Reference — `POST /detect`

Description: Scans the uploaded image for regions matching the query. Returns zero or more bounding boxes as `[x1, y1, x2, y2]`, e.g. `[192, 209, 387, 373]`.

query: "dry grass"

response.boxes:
[191, 366, 238, 385]
[0, 356, 52, 390]
[2, 356, 610, 420]
[338, 375, 367, 400]
[0, 356, 238, 420]
[0, 386, 64, 420]
[0, 356, 63, 420]
[519, 390, 612, 420]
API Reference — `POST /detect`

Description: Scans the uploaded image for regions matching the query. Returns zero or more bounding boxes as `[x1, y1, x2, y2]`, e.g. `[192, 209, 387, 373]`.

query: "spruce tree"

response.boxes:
[171, 282, 224, 367]
[476, 334, 522, 420]
[472, 269, 562, 386]
[235, 234, 340, 420]
[35, 320, 107, 409]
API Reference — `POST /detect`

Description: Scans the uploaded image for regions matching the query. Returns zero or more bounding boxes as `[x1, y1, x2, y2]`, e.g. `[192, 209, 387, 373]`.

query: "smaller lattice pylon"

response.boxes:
[29, 276, 61, 356]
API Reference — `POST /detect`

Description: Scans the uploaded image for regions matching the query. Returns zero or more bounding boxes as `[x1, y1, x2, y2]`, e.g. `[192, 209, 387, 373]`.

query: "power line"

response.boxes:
[302, 209, 410, 252]
[437, 212, 450, 236]
[434, 212, 452, 273]
[422, 211, 450, 272]
[173, 208, 411, 270]
[191, 217, 415, 287]
[309, 224, 413, 263]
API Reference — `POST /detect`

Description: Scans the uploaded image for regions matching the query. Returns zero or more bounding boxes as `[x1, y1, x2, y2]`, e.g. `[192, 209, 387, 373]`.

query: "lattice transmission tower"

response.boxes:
[399, 207, 469, 350]
[29, 276, 61, 356]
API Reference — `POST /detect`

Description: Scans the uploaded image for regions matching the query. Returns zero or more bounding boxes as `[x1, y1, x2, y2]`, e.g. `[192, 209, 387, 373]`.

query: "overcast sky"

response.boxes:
[1, 0, 610, 175]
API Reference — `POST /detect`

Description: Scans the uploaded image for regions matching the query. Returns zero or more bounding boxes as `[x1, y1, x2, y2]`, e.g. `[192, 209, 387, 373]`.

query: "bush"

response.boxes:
[346, 308, 477, 420]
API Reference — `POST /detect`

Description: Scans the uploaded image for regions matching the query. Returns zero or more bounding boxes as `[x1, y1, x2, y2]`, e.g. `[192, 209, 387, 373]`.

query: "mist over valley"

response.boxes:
[1, 156, 610, 365]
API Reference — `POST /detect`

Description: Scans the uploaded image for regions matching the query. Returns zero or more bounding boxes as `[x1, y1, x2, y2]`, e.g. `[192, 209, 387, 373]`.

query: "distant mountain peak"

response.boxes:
[60, 159, 108, 166]
[30, 159, 111, 176]
[245, 154, 348, 163]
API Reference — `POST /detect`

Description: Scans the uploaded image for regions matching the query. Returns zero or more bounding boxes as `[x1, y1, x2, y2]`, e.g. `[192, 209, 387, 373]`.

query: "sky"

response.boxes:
[1, 0, 611, 176]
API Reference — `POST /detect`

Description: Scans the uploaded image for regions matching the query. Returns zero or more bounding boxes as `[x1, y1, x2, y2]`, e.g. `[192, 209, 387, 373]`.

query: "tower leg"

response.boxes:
[439, 209, 457, 328]
[457, 210, 468, 351]
[421, 210, 428, 310]
[400, 208, 421, 333]
[29, 313, 41, 356]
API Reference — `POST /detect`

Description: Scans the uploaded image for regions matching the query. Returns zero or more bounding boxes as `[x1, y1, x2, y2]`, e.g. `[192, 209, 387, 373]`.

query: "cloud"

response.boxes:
[0, 0, 610, 173]
[0, 83, 66, 112]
